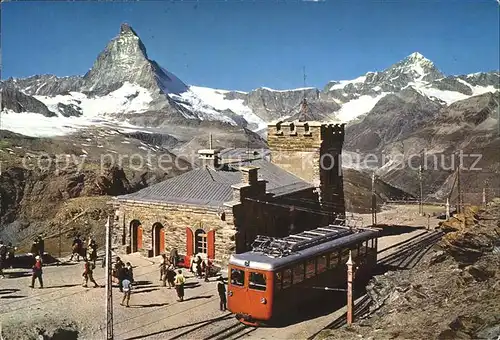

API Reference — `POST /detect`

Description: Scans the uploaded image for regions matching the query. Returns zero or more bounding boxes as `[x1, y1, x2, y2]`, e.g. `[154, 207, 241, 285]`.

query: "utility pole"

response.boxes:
[482, 187, 487, 208]
[105, 216, 114, 340]
[371, 172, 377, 226]
[457, 166, 462, 214]
[58, 223, 62, 260]
[346, 250, 354, 326]
[418, 165, 423, 216]
[446, 198, 450, 220]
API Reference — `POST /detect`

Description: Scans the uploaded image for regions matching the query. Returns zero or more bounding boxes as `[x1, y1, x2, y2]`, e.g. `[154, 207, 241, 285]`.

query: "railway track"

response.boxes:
[305, 230, 444, 340]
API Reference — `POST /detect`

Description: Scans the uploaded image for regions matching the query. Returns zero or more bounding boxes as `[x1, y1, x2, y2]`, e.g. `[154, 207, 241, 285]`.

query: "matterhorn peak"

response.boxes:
[120, 22, 139, 36]
[80, 23, 188, 98]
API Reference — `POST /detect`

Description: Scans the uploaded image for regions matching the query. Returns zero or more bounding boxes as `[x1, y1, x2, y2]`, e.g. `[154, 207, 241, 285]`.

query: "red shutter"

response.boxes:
[207, 230, 216, 260]
[186, 227, 194, 256]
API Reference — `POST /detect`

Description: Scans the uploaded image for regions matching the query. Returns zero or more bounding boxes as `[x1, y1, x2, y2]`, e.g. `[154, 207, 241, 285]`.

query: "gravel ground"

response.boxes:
[0, 206, 436, 340]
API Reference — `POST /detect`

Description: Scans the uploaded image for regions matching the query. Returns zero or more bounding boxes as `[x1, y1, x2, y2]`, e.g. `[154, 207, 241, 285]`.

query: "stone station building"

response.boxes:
[111, 120, 346, 267]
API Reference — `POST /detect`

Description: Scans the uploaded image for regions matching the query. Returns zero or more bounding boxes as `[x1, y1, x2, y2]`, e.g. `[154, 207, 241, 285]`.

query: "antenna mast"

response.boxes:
[303, 66, 307, 88]
[299, 66, 309, 121]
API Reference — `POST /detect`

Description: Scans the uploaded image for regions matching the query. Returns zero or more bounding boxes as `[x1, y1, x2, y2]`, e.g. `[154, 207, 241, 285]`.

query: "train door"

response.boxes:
[245, 269, 272, 321]
[228, 266, 247, 314]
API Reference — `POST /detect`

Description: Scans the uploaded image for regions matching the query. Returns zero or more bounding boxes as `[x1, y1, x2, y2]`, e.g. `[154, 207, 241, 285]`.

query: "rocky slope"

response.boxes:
[344, 90, 500, 200]
[0, 128, 195, 251]
[317, 202, 500, 340]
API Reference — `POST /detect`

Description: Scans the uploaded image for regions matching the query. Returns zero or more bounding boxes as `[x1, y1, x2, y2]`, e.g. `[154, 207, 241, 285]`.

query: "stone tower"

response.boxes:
[267, 119, 345, 224]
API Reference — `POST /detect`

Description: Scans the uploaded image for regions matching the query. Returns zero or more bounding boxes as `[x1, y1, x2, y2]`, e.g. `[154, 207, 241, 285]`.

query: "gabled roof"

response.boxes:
[117, 157, 313, 207]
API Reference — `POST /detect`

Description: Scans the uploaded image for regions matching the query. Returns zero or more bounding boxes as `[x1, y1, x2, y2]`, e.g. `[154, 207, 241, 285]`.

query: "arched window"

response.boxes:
[194, 229, 208, 254]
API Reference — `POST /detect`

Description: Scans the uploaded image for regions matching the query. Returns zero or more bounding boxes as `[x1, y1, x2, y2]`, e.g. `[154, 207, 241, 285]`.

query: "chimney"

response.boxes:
[198, 133, 221, 169]
[240, 166, 259, 185]
[198, 149, 220, 169]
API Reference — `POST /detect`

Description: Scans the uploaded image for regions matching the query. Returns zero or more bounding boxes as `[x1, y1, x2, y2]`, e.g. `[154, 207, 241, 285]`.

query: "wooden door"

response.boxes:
[137, 225, 143, 250]
[159, 227, 165, 254]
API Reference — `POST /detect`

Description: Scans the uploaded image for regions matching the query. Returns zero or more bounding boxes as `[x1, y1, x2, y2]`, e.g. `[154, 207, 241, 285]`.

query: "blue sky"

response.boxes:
[1, 1, 499, 91]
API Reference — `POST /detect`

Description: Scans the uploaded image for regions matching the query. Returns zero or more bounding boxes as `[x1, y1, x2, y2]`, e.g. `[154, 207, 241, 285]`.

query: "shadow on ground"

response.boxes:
[130, 302, 169, 308]
[122, 313, 234, 340]
[183, 295, 213, 302]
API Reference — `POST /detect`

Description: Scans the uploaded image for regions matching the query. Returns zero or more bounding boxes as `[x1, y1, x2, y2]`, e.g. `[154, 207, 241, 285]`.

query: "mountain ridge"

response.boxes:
[1, 23, 498, 138]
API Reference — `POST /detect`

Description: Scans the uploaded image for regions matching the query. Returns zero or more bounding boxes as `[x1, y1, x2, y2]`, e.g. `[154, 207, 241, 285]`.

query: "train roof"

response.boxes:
[229, 224, 379, 271]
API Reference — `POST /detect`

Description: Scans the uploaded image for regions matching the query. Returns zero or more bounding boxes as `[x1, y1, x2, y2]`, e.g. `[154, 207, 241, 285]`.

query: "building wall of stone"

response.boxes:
[115, 201, 235, 266]
[268, 121, 346, 221]
[113, 186, 326, 267]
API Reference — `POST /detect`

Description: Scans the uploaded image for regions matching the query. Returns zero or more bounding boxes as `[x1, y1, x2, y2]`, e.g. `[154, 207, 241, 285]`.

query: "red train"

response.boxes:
[227, 220, 379, 325]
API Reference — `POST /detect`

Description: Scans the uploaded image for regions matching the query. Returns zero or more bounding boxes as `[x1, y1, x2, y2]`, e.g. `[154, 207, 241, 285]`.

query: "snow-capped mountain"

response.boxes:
[0, 23, 266, 137]
[0, 23, 498, 139]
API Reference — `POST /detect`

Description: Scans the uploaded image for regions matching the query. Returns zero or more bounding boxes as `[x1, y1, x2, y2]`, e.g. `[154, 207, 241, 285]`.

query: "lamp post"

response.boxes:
[105, 216, 113, 340]
[346, 250, 354, 326]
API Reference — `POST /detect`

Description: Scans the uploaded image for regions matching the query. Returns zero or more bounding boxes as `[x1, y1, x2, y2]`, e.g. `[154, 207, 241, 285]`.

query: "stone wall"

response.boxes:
[114, 201, 235, 266]
[267, 121, 322, 184]
[268, 121, 346, 221]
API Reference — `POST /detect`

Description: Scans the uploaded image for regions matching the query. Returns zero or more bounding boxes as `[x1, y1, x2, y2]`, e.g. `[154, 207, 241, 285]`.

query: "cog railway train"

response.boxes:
[227, 218, 379, 326]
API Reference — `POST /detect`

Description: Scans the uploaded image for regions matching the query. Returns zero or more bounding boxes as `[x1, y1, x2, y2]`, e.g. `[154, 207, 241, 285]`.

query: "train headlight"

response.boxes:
[228, 291, 233, 297]
[260, 297, 266, 304]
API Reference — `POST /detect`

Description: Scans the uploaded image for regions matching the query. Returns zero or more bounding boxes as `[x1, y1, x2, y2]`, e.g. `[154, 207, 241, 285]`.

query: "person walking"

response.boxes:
[81, 237, 88, 261]
[217, 277, 227, 311]
[169, 248, 178, 268]
[7, 242, 16, 269]
[174, 270, 186, 302]
[30, 255, 43, 288]
[37, 235, 45, 258]
[159, 256, 168, 287]
[195, 255, 203, 279]
[88, 239, 98, 267]
[69, 236, 82, 262]
[120, 277, 132, 307]
[166, 263, 176, 289]
[159, 254, 168, 281]
[0, 240, 7, 279]
[125, 262, 134, 283]
[82, 258, 99, 288]
[114, 257, 125, 292]
[204, 259, 210, 282]
[30, 239, 39, 257]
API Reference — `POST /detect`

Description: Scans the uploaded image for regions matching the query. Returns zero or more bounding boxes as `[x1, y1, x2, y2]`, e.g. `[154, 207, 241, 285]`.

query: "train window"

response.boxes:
[317, 255, 327, 273]
[230, 268, 245, 287]
[350, 245, 358, 260]
[328, 252, 338, 269]
[360, 241, 366, 256]
[249, 272, 266, 291]
[305, 259, 315, 279]
[282, 269, 292, 289]
[292, 263, 305, 284]
[340, 248, 350, 264]
[275, 272, 282, 291]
